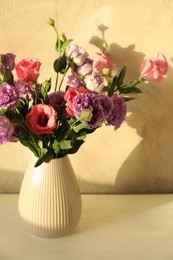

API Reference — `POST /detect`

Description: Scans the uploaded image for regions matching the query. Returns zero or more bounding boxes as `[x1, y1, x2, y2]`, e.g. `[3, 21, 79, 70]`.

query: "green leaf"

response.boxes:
[52, 139, 61, 154]
[108, 75, 118, 96]
[42, 79, 51, 93]
[0, 106, 7, 115]
[34, 150, 54, 167]
[60, 140, 72, 150]
[117, 66, 126, 87]
[53, 53, 67, 74]
[119, 86, 142, 94]
[76, 133, 86, 140]
[61, 39, 73, 52]
[4, 69, 14, 85]
[66, 140, 85, 154]
[123, 97, 135, 102]
[73, 122, 92, 133]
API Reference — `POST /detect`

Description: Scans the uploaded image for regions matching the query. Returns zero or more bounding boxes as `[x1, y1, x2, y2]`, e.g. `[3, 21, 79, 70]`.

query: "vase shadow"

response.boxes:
[74, 194, 173, 234]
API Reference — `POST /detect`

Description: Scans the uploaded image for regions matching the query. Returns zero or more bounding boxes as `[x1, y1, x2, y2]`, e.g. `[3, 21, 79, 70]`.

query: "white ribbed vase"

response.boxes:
[18, 156, 82, 238]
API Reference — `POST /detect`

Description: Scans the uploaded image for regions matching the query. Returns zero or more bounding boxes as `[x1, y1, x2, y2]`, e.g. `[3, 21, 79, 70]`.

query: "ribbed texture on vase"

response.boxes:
[18, 156, 82, 238]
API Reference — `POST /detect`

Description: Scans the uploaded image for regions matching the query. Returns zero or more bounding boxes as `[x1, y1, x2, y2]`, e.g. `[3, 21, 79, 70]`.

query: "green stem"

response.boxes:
[58, 65, 70, 91]
[64, 119, 80, 140]
[55, 73, 59, 92]
[122, 77, 144, 88]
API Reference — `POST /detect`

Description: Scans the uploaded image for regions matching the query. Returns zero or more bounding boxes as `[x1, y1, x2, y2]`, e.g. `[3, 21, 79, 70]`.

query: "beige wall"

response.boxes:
[0, 0, 173, 193]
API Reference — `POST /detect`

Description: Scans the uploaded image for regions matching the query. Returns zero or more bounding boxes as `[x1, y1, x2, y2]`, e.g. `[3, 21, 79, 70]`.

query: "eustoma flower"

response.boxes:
[0, 83, 19, 110]
[0, 116, 16, 144]
[85, 74, 104, 93]
[15, 58, 41, 83]
[0, 53, 16, 71]
[93, 52, 112, 73]
[25, 104, 57, 135]
[140, 53, 168, 82]
[14, 80, 36, 99]
[64, 87, 89, 115]
[66, 44, 89, 66]
[106, 94, 127, 130]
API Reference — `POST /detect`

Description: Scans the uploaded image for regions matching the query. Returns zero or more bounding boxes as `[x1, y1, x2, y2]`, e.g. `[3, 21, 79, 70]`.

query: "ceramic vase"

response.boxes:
[18, 156, 82, 238]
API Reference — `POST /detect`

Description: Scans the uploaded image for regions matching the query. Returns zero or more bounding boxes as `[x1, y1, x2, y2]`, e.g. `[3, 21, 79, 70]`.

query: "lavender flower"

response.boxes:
[106, 94, 126, 129]
[66, 75, 86, 88]
[0, 83, 19, 110]
[85, 74, 104, 93]
[66, 44, 89, 66]
[14, 80, 35, 99]
[0, 116, 17, 144]
[72, 58, 93, 77]
[0, 53, 16, 71]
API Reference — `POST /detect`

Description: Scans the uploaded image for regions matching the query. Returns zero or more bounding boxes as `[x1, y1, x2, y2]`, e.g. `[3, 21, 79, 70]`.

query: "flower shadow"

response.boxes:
[90, 26, 173, 194]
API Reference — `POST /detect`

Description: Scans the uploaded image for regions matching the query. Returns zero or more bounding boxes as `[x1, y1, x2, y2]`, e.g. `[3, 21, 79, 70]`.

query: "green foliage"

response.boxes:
[3, 69, 14, 85]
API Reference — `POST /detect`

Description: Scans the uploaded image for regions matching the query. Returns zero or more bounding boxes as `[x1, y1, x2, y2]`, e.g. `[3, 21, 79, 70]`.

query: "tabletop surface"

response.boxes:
[1, 194, 173, 260]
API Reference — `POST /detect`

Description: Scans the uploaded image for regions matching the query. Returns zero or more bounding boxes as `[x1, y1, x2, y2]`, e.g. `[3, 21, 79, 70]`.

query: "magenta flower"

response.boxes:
[25, 104, 57, 135]
[0, 53, 16, 71]
[0, 83, 19, 110]
[0, 116, 17, 144]
[66, 44, 89, 66]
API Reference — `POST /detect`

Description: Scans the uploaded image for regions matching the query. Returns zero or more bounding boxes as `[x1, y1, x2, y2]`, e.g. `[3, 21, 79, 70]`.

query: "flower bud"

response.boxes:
[80, 109, 93, 122]
[48, 18, 55, 27]
[60, 33, 67, 43]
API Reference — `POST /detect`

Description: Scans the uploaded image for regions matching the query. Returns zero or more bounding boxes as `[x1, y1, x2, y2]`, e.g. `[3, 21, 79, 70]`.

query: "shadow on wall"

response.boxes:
[89, 25, 173, 194]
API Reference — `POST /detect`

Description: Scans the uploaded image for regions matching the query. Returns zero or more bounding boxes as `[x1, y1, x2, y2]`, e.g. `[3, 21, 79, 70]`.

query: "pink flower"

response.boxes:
[25, 104, 57, 135]
[152, 53, 168, 75]
[15, 58, 41, 83]
[64, 87, 88, 115]
[140, 53, 168, 82]
[93, 53, 112, 73]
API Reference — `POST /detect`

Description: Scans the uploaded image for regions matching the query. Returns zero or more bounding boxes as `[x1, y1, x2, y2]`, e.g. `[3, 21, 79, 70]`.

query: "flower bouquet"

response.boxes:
[0, 19, 168, 167]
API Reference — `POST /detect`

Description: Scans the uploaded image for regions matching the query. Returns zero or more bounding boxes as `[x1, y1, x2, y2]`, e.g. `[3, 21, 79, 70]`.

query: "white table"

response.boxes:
[1, 194, 173, 260]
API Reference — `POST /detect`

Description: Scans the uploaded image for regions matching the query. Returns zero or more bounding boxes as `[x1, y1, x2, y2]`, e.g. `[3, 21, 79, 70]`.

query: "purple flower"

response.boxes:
[14, 80, 35, 99]
[49, 91, 66, 108]
[49, 91, 69, 118]
[85, 74, 104, 93]
[0, 116, 17, 144]
[94, 94, 114, 118]
[0, 53, 16, 71]
[72, 58, 93, 77]
[66, 44, 89, 66]
[73, 92, 106, 128]
[73, 92, 96, 117]
[66, 75, 86, 88]
[0, 83, 19, 110]
[106, 94, 126, 129]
